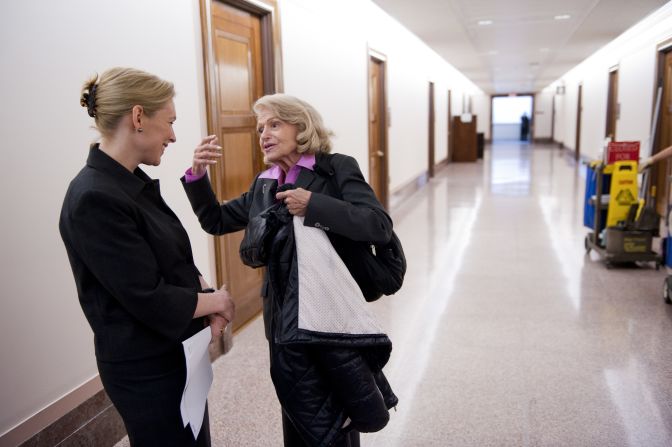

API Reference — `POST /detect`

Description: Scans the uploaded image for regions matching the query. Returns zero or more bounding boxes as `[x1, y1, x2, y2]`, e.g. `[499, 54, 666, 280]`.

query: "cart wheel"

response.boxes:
[664, 278, 672, 304]
[605, 262, 613, 270]
[584, 235, 591, 254]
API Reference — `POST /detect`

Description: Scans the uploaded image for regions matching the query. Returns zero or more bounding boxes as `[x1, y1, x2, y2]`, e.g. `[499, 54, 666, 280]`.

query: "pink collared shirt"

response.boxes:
[184, 153, 316, 185]
[258, 153, 316, 185]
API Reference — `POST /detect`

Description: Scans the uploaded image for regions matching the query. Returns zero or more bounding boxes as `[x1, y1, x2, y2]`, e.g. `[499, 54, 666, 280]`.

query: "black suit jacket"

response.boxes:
[182, 152, 392, 337]
[60, 145, 204, 362]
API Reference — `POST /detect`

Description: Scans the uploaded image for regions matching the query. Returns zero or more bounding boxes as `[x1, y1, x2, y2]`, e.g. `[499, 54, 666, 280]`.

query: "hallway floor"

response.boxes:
[125, 142, 672, 446]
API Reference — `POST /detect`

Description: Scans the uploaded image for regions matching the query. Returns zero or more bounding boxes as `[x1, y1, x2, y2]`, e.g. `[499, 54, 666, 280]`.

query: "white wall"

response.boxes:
[0, 0, 482, 440]
[546, 2, 672, 160]
[0, 0, 210, 439]
[472, 93, 491, 140]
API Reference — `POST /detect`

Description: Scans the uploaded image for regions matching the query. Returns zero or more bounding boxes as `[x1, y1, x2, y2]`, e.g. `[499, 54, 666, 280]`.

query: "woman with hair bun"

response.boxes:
[60, 67, 235, 446]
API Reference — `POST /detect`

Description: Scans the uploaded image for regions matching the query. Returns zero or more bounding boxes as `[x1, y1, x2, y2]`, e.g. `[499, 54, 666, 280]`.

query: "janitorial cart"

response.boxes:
[584, 150, 662, 269]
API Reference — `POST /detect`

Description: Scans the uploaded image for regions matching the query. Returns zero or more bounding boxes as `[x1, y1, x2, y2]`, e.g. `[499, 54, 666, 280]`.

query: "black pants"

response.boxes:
[97, 349, 211, 447]
[282, 411, 360, 447]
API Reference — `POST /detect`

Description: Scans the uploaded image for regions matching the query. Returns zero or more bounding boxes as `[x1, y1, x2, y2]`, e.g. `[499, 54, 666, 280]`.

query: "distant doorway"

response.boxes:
[491, 95, 533, 143]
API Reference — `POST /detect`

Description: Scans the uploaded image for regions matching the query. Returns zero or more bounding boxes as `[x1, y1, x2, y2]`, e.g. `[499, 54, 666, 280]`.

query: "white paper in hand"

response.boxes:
[181, 326, 213, 439]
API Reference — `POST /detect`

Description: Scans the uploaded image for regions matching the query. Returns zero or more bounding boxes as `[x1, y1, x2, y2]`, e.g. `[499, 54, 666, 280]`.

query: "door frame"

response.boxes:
[575, 83, 583, 160]
[199, 0, 283, 289]
[367, 48, 389, 209]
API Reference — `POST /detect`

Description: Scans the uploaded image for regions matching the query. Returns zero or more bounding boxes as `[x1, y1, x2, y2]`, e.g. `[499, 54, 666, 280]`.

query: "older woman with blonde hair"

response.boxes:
[60, 67, 235, 446]
[182, 93, 398, 446]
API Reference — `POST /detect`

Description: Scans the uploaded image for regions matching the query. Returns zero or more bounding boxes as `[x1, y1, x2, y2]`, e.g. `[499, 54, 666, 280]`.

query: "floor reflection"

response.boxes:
[489, 141, 533, 196]
[115, 142, 672, 447]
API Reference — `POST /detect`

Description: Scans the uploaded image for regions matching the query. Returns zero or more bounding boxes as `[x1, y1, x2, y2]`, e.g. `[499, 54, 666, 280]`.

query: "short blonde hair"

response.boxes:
[80, 67, 174, 138]
[253, 94, 333, 154]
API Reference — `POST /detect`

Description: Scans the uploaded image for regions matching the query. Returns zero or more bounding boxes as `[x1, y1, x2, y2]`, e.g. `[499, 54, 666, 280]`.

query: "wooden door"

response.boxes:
[551, 94, 556, 142]
[368, 56, 389, 209]
[447, 89, 452, 161]
[428, 82, 435, 177]
[654, 51, 672, 215]
[209, 2, 265, 329]
[575, 84, 583, 160]
[605, 69, 619, 141]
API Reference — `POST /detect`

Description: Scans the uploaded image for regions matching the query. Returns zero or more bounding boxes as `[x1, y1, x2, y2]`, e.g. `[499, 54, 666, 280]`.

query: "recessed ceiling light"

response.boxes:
[539, 47, 550, 52]
[488, 50, 498, 56]
[478, 20, 493, 25]
[554, 14, 571, 20]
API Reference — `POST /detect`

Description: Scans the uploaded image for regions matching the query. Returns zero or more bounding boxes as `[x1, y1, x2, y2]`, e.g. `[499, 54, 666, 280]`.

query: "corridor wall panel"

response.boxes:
[547, 2, 672, 160]
[0, 0, 211, 441]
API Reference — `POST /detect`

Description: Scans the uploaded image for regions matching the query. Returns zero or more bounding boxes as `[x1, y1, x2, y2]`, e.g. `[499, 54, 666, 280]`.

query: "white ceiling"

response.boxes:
[372, 0, 669, 94]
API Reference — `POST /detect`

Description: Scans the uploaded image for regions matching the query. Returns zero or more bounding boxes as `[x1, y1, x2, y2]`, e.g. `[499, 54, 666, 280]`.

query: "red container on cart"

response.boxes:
[605, 141, 640, 164]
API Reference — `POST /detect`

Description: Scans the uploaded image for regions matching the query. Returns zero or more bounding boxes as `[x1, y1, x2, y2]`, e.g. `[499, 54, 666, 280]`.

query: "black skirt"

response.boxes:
[97, 347, 211, 447]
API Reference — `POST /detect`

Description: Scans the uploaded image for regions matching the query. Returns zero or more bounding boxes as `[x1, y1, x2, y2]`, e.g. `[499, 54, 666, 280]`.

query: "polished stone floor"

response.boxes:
[117, 142, 672, 446]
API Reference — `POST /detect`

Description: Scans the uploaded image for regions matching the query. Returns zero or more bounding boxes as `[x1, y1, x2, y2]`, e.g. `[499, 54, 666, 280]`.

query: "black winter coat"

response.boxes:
[240, 198, 398, 445]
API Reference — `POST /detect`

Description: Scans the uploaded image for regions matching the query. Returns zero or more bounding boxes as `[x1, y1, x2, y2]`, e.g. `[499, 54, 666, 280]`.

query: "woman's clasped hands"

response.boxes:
[207, 285, 235, 343]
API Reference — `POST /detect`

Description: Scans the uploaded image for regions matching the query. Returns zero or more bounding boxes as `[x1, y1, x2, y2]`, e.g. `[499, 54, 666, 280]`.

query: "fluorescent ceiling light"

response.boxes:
[478, 20, 493, 25]
[554, 14, 571, 20]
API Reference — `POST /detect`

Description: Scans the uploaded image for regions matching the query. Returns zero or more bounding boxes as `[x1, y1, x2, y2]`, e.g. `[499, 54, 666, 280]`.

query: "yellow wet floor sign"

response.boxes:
[606, 160, 638, 227]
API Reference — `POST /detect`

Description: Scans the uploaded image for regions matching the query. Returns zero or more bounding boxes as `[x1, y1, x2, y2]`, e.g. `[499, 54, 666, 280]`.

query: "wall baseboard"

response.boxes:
[389, 170, 429, 213]
[0, 376, 124, 447]
[435, 157, 449, 169]
[18, 390, 125, 447]
[533, 137, 554, 144]
[3, 337, 232, 447]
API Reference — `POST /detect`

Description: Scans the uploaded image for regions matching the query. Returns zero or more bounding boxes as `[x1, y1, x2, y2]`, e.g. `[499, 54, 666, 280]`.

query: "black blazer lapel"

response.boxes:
[294, 168, 317, 190]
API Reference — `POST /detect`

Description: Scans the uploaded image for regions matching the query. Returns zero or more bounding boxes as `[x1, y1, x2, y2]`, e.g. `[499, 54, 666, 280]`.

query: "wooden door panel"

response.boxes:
[221, 132, 255, 196]
[215, 33, 252, 111]
[222, 232, 263, 295]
